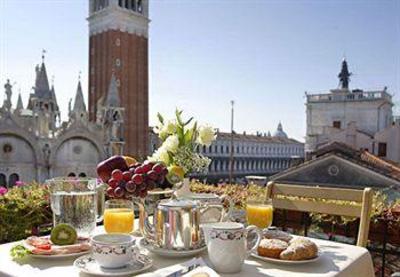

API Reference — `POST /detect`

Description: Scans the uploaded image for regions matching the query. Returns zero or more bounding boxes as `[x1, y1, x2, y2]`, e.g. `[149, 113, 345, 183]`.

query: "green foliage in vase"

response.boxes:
[0, 183, 52, 243]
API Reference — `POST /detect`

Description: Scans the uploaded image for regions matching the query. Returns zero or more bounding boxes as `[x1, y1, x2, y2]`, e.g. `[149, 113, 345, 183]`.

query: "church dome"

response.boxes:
[273, 122, 288, 138]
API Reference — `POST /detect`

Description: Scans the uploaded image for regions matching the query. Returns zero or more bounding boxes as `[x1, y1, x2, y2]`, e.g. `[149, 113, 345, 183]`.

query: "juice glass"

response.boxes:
[104, 199, 134, 233]
[246, 195, 273, 229]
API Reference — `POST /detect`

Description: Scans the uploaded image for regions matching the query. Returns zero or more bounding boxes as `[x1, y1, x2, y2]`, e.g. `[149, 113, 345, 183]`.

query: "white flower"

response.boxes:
[197, 125, 216, 146]
[157, 147, 170, 164]
[162, 135, 179, 153]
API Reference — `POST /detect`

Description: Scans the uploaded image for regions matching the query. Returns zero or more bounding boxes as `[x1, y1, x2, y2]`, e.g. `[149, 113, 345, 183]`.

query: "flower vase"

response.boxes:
[174, 177, 191, 198]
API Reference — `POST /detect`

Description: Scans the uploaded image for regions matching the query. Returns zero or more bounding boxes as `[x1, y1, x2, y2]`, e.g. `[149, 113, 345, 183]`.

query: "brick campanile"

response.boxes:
[88, 0, 149, 158]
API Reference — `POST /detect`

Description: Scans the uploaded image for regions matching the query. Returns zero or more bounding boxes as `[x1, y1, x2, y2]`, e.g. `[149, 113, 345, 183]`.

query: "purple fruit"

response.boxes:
[126, 181, 136, 193]
[132, 174, 144, 185]
[147, 170, 158, 181]
[114, 187, 124, 198]
[97, 155, 128, 182]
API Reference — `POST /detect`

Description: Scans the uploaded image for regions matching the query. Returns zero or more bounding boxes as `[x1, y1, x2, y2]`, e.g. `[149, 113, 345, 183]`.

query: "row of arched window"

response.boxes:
[0, 173, 19, 188]
[199, 143, 303, 156]
[209, 159, 290, 173]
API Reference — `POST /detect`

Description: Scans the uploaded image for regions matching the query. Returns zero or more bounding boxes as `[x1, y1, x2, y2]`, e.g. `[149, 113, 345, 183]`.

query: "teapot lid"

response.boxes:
[160, 198, 197, 208]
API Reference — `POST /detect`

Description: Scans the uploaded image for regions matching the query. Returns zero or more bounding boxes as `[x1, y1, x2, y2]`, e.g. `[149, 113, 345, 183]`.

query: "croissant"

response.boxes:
[279, 237, 318, 260]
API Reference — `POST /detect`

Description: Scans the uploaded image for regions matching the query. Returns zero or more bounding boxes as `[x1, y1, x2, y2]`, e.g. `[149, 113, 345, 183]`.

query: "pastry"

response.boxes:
[257, 239, 288, 258]
[279, 237, 318, 260]
[262, 229, 293, 243]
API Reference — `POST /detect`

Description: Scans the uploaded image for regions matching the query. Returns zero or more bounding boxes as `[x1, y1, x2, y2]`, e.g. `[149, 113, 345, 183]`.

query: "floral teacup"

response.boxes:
[201, 222, 261, 273]
[91, 234, 137, 268]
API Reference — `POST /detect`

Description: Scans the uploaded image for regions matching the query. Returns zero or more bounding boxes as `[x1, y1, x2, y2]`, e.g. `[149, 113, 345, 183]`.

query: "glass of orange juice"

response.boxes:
[246, 194, 273, 229]
[104, 199, 134, 233]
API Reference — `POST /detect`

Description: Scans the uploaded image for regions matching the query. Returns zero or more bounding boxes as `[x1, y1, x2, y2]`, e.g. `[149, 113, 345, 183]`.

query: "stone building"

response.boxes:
[194, 123, 304, 183]
[0, 56, 124, 187]
[305, 59, 400, 162]
[88, 0, 149, 159]
[271, 142, 400, 200]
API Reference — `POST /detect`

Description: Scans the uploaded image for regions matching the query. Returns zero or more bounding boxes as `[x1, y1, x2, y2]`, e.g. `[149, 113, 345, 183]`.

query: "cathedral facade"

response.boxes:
[0, 0, 150, 187]
[0, 56, 124, 187]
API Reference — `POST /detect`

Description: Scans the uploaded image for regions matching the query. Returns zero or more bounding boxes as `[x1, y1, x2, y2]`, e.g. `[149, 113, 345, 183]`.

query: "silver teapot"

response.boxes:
[137, 198, 220, 250]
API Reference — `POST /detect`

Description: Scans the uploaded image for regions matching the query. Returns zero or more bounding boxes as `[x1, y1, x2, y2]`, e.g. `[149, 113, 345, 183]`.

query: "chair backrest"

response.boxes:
[266, 181, 373, 247]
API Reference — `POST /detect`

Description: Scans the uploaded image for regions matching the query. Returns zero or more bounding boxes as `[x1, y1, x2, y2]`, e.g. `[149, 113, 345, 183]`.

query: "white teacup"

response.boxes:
[201, 222, 261, 273]
[91, 234, 137, 268]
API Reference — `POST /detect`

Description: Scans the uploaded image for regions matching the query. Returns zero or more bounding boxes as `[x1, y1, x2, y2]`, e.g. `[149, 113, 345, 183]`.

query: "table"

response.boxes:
[0, 223, 375, 277]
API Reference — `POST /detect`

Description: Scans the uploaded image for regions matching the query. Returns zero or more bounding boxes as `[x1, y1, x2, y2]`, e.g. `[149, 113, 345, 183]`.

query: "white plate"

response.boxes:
[28, 250, 90, 259]
[74, 253, 153, 276]
[139, 238, 206, 258]
[23, 237, 90, 259]
[251, 251, 322, 264]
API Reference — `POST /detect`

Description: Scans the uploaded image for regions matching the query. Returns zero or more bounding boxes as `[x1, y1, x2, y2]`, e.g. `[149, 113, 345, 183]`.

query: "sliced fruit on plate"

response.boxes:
[50, 223, 77, 245]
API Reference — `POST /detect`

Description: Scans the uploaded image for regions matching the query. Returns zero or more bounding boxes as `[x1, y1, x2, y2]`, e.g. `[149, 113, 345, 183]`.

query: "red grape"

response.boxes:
[147, 170, 158, 181]
[126, 181, 136, 193]
[152, 163, 164, 174]
[106, 187, 115, 197]
[133, 162, 142, 168]
[158, 174, 165, 184]
[122, 171, 132, 182]
[134, 166, 145, 174]
[108, 178, 118, 188]
[142, 163, 152, 173]
[114, 187, 124, 198]
[132, 174, 144, 185]
[111, 169, 123, 181]
[162, 167, 168, 176]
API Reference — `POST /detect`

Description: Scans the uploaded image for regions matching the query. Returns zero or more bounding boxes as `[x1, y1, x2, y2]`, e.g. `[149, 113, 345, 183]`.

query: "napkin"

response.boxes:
[137, 257, 219, 277]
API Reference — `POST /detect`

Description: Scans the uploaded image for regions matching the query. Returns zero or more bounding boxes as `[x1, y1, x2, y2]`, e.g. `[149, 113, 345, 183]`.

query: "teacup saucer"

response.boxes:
[139, 238, 206, 258]
[74, 253, 153, 276]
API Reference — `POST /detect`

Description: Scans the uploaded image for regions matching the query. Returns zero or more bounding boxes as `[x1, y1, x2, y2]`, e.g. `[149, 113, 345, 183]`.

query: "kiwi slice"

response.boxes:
[50, 223, 77, 245]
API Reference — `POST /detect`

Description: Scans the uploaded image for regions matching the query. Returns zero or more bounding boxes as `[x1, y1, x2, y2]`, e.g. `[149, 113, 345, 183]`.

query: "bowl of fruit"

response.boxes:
[97, 155, 183, 199]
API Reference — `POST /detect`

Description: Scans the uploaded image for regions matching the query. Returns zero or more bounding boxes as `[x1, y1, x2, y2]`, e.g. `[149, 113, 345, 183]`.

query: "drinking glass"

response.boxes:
[246, 194, 273, 229]
[47, 177, 98, 237]
[104, 199, 134, 234]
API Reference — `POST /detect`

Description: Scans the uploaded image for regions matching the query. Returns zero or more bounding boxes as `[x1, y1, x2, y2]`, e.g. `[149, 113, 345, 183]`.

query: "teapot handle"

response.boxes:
[245, 225, 261, 257]
[134, 197, 155, 242]
[200, 205, 224, 222]
[220, 194, 235, 222]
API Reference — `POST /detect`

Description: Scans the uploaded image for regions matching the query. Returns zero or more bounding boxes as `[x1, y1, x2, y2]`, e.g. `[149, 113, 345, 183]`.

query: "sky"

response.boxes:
[0, 0, 399, 142]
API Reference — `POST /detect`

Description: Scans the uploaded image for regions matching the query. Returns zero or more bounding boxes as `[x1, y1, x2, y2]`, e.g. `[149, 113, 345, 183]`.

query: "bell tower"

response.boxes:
[88, 0, 149, 158]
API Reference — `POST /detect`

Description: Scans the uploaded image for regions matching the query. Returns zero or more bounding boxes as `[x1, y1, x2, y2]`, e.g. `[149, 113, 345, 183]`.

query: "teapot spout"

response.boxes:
[135, 198, 155, 241]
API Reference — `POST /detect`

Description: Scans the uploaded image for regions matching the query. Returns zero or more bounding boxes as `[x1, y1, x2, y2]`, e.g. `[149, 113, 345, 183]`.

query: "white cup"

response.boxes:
[91, 234, 137, 268]
[201, 222, 261, 273]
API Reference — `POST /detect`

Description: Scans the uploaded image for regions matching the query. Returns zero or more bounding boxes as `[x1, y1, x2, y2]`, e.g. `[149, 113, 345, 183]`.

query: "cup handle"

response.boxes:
[245, 225, 261, 256]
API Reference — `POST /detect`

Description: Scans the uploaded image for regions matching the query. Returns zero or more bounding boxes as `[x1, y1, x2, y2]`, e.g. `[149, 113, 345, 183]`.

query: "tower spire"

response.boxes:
[16, 92, 24, 110]
[338, 58, 351, 90]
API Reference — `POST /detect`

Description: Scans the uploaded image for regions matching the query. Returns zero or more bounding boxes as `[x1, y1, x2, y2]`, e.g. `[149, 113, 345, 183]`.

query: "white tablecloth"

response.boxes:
[0, 224, 375, 277]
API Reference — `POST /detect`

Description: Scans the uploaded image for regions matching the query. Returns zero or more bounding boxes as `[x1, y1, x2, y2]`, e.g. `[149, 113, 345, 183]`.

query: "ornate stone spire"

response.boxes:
[16, 93, 24, 110]
[105, 72, 120, 107]
[70, 78, 87, 119]
[338, 58, 351, 90]
[34, 51, 51, 98]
